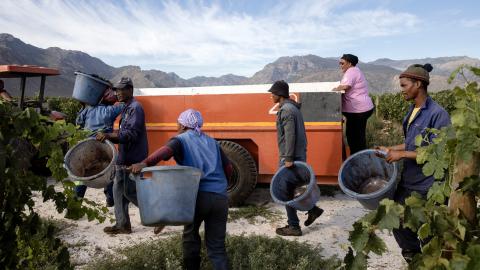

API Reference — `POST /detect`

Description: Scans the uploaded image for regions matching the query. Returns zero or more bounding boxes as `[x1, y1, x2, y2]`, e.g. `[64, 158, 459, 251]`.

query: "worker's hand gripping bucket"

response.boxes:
[270, 161, 320, 211]
[64, 138, 117, 188]
[133, 166, 202, 226]
[338, 149, 398, 210]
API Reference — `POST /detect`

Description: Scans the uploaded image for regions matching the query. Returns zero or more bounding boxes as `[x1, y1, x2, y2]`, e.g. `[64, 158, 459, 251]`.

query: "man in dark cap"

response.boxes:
[377, 64, 450, 262]
[269, 80, 324, 236]
[96, 77, 149, 234]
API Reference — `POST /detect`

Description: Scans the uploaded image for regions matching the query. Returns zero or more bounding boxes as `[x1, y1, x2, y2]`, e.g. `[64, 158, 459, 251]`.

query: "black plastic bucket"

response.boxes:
[270, 161, 320, 211]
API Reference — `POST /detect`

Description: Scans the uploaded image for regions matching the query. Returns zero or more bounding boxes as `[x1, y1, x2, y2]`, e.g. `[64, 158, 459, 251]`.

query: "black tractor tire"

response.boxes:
[219, 140, 258, 206]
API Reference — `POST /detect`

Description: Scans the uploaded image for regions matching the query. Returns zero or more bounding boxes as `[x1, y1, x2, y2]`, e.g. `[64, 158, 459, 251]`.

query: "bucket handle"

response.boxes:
[375, 150, 388, 158]
[127, 167, 148, 182]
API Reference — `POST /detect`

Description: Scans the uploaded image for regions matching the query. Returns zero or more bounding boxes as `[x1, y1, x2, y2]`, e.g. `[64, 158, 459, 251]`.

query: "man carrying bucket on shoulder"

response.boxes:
[269, 80, 324, 237]
[96, 77, 149, 235]
[130, 109, 232, 270]
[376, 64, 450, 263]
[73, 86, 124, 208]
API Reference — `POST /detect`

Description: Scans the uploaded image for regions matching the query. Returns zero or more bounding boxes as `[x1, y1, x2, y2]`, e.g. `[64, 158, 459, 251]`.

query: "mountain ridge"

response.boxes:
[1, 33, 478, 97]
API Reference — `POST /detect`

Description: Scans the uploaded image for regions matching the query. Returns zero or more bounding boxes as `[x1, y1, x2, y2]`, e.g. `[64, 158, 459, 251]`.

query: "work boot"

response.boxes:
[104, 225, 132, 235]
[276, 225, 302, 236]
[106, 198, 114, 207]
[304, 206, 324, 227]
[154, 225, 166, 235]
[401, 249, 420, 264]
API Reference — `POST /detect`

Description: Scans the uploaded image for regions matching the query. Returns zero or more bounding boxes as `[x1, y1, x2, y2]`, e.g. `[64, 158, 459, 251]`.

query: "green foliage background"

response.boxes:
[0, 101, 106, 269]
[86, 234, 341, 270]
[46, 97, 82, 124]
[373, 90, 456, 123]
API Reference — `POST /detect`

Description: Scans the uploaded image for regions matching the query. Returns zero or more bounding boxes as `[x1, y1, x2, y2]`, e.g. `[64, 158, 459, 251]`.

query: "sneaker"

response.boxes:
[154, 225, 166, 235]
[401, 249, 419, 264]
[104, 225, 132, 235]
[304, 207, 324, 227]
[275, 225, 302, 236]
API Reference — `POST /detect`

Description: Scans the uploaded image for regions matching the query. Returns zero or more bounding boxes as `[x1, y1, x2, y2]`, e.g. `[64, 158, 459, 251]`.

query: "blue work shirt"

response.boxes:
[76, 103, 125, 134]
[401, 96, 451, 191]
[117, 98, 148, 166]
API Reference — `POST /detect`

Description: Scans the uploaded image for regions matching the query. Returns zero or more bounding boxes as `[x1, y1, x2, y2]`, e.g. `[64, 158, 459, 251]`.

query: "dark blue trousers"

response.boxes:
[183, 191, 228, 270]
[74, 181, 114, 204]
[112, 166, 138, 228]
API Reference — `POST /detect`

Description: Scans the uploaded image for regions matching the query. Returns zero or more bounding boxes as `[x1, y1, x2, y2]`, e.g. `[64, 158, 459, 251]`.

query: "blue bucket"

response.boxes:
[72, 72, 110, 105]
[338, 149, 398, 210]
[134, 166, 202, 226]
[270, 161, 320, 211]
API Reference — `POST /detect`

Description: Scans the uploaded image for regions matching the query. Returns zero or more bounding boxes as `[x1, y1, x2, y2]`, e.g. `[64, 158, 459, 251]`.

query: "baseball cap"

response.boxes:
[113, 77, 133, 89]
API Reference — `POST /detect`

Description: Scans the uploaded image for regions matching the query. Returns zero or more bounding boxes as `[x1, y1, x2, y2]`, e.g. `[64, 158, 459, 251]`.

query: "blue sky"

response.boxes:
[0, 0, 479, 78]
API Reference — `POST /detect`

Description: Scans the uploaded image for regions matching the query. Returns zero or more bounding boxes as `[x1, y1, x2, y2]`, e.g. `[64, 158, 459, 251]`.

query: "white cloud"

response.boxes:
[460, 19, 480, 28]
[0, 0, 419, 77]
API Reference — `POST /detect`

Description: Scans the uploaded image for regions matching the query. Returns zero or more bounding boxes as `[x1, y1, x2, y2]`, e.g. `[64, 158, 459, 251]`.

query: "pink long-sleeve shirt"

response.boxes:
[340, 66, 374, 113]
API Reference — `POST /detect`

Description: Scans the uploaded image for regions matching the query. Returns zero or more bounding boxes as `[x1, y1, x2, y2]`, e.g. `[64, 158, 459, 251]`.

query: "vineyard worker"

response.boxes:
[0, 79, 14, 102]
[130, 109, 232, 270]
[269, 80, 324, 237]
[96, 77, 149, 235]
[74, 87, 124, 207]
[377, 64, 451, 262]
[334, 54, 374, 155]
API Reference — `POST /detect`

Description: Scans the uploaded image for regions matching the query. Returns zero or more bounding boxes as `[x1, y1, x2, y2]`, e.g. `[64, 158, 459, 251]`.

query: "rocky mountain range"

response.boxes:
[1, 33, 478, 97]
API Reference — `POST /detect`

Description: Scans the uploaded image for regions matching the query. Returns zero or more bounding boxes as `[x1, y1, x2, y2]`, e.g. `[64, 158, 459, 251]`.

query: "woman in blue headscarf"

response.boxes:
[131, 109, 232, 270]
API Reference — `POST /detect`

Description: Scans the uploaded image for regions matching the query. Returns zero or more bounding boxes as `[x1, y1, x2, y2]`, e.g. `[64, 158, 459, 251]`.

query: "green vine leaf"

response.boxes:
[469, 66, 480, 76]
[344, 248, 367, 270]
[404, 193, 427, 232]
[418, 223, 431, 240]
[365, 234, 386, 255]
[466, 244, 480, 269]
[349, 222, 370, 252]
[427, 182, 446, 204]
[377, 199, 403, 230]
[450, 254, 470, 270]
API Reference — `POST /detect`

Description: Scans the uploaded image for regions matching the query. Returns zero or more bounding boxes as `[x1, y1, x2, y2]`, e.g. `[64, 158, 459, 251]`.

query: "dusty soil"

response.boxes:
[33, 185, 406, 269]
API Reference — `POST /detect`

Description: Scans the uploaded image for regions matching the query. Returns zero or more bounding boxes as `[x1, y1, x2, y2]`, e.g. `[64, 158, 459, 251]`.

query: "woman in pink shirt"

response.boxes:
[334, 54, 374, 154]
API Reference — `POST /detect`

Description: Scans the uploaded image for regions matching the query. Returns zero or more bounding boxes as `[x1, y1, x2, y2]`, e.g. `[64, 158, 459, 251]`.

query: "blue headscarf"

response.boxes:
[178, 109, 203, 135]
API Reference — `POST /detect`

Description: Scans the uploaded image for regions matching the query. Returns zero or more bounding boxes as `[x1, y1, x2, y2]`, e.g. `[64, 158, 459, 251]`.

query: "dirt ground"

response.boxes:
[33, 185, 407, 269]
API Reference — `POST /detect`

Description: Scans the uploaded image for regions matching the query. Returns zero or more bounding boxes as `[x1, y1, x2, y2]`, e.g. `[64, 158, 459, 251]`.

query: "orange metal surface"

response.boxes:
[135, 90, 343, 185]
[0, 65, 60, 77]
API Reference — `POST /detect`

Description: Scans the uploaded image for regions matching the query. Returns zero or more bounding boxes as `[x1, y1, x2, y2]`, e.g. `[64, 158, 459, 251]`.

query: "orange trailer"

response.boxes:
[134, 82, 343, 205]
